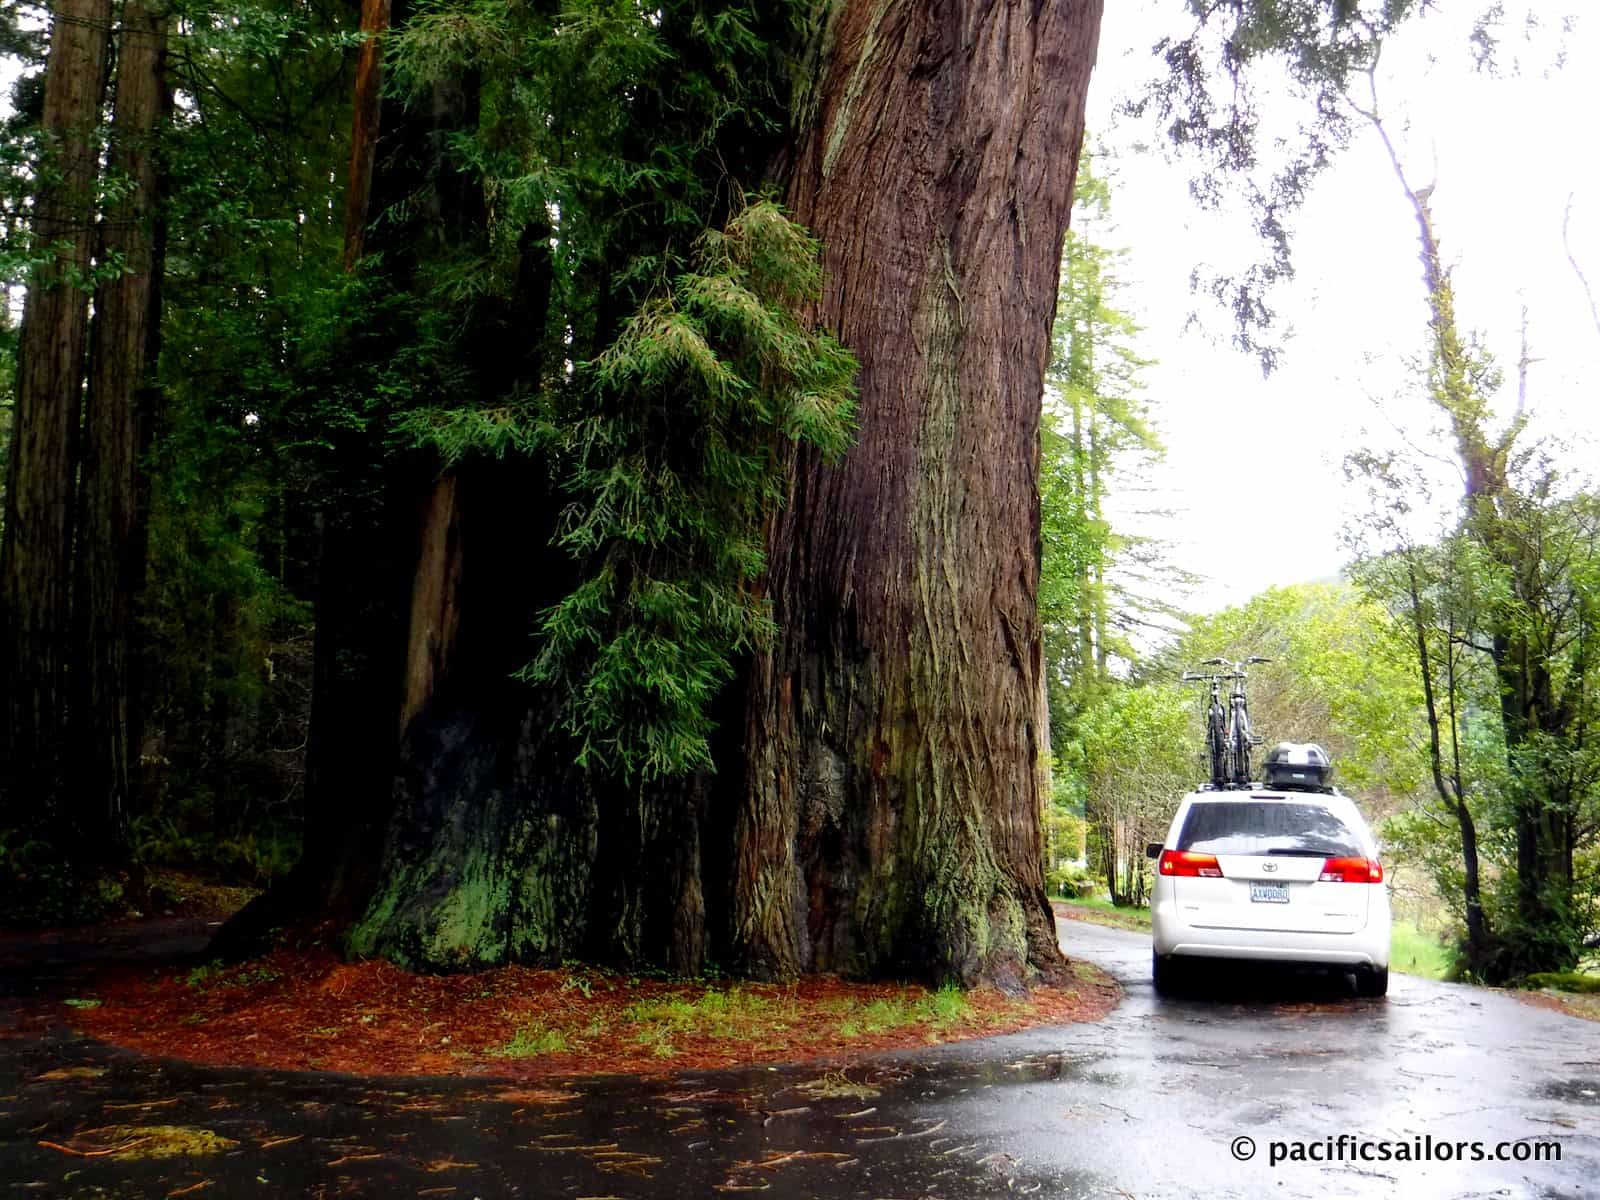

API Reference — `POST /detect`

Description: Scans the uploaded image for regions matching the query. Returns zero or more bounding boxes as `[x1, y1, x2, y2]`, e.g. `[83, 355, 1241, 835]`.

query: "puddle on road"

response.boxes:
[1538, 1078, 1600, 1106]
[922, 1050, 1108, 1090]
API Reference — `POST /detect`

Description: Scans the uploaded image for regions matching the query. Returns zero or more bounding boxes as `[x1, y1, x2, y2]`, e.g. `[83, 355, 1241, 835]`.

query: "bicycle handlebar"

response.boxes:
[1183, 656, 1273, 686]
[1192, 656, 1272, 673]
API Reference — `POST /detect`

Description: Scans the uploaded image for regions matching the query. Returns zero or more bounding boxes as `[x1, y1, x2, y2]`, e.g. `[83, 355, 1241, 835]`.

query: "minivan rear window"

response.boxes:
[1177, 801, 1361, 857]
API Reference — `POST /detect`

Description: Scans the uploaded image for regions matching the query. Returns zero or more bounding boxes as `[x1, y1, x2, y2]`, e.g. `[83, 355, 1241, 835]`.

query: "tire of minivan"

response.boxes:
[1355, 965, 1389, 998]
[1152, 951, 1182, 997]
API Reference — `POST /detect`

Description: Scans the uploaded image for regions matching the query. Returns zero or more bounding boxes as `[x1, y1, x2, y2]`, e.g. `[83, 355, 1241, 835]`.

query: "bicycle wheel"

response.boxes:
[1207, 703, 1227, 787]
[1230, 705, 1252, 785]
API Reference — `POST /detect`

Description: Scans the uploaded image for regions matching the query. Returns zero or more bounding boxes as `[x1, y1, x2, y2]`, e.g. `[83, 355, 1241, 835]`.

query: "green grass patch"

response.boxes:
[835, 986, 974, 1039]
[184, 962, 284, 990]
[631, 1025, 678, 1057]
[1054, 895, 1152, 932]
[625, 986, 789, 1037]
[493, 1023, 571, 1058]
[618, 982, 979, 1054]
[621, 985, 798, 1058]
[1389, 920, 1454, 980]
[1524, 971, 1600, 995]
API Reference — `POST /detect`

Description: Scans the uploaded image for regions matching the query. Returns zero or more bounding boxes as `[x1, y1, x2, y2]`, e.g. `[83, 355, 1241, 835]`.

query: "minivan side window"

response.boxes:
[1177, 802, 1361, 857]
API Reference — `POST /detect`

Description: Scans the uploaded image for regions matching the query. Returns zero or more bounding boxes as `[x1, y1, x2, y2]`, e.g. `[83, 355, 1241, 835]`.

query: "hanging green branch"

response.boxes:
[401, 198, 856, 781]
[528, 200, 856, 780]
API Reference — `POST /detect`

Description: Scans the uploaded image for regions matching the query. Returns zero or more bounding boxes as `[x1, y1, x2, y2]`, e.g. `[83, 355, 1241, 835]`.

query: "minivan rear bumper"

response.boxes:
[1153, 898, 1391, 968]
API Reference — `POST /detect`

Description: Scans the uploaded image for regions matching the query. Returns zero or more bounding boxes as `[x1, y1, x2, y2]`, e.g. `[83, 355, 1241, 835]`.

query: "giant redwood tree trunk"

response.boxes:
[733, 0, 1105, 988]
[75, 0, 170, 852]
[0, 0, 113, 836]
[246, 0, 1107, 986]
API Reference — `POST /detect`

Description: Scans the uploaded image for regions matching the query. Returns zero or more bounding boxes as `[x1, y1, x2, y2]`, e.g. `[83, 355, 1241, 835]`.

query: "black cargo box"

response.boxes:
[1262, 741, 1333, 791]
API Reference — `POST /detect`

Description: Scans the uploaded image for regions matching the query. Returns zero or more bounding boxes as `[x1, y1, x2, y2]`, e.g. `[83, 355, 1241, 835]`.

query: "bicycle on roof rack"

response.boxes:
[1181, 656, 1271, 788]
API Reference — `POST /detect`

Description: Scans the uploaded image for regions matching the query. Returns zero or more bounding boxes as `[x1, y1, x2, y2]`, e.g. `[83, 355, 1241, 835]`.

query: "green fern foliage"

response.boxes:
[401, 198, 856, 780]
[527, 200, 856, 780]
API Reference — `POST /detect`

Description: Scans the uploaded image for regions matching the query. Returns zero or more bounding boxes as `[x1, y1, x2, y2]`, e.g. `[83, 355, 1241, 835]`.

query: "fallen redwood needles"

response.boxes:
[68, 946, 1119, 1080]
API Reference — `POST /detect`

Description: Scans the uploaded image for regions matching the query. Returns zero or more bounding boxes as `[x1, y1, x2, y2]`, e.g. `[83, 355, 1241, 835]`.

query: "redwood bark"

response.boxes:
[734, 0, 1105, 986]
[75, 0, 170, 851]
[0, 0, 113, 830]
[398, 476, 464, 738]
[342, 0, 391, 269]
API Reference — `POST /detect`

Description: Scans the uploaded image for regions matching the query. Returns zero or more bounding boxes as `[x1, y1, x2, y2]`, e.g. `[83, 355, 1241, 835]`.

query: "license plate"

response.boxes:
[1250, 883, 1290, 904]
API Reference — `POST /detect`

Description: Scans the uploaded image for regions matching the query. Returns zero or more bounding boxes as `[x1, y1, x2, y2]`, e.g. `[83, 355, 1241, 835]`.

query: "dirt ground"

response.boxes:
[6, 883, 1120, 1080]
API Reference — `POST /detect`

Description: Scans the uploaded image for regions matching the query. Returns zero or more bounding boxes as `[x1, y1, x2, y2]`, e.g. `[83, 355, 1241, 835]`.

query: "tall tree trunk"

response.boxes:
[1364, 93, 1582, 976]
[342, 0, 391, 270]
[0, 0, 113, 834]
[1087, 411, 1107, 679]
[1404, 557, 1494, 971]
[301, 5, 497, 914]
[1069, 393, 1093, 679]
[75, 0, 170, 855]
[215, 0, 430, 950]
[733, 0, 1105, 988]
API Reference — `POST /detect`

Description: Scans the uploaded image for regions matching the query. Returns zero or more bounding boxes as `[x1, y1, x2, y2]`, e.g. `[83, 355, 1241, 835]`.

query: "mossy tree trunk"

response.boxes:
[732, 0, 1105, 988]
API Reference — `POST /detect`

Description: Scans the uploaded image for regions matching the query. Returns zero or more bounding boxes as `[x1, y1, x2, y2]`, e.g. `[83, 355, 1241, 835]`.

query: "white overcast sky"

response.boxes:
[1083, 2, 1600, 617]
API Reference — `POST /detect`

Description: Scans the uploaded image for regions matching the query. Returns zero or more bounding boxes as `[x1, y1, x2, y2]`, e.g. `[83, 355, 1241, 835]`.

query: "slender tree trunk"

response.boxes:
[296, 8, 485, 915]
[733, 0, 1105, 988]
[342, 0, 391, 270]
[1441, 625, 1491, 963]
[75, 0, 170, 855]
[0, 0, 113, 833]
[1365, 95, 1578, 975]
[1405, 560, 1492, 968]
[1069, 393, 1093, 678]
[1087, 412, 1106, 679]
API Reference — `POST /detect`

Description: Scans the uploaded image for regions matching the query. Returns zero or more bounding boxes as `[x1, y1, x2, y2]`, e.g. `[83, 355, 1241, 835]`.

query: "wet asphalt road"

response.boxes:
[0, 917, 1596, 1198]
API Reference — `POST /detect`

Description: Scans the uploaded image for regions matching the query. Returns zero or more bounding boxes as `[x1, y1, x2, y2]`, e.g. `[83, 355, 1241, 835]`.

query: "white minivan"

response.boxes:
[1147, 788, 1392, 997]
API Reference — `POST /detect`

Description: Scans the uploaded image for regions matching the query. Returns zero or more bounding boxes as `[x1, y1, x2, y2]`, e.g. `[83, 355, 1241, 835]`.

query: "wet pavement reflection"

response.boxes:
[1, 917, 1596, 1198]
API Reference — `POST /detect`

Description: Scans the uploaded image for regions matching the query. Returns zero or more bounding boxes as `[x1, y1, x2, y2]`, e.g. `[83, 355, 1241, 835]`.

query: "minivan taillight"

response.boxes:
[1318, 856, 1383, 883]
[1159, 850, 1223, 878]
